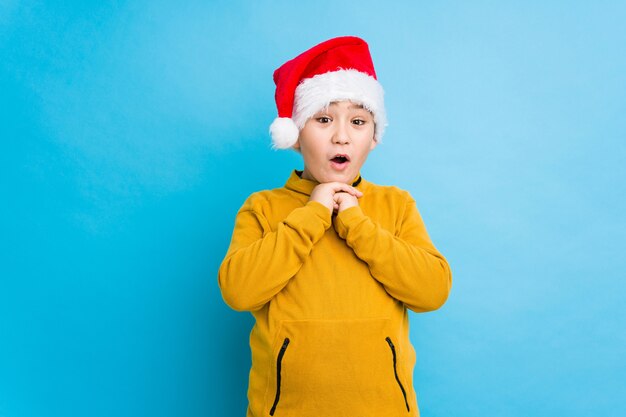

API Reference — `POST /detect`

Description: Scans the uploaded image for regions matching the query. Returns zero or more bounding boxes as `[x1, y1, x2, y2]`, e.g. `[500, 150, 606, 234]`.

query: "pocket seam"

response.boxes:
[269, 337, 290, 416]
[386, 336, 411, 412]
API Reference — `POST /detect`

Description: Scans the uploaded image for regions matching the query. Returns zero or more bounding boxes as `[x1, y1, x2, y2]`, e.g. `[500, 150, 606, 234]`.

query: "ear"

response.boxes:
[369, 137, 378, 151]
[292, 137, 301, 150]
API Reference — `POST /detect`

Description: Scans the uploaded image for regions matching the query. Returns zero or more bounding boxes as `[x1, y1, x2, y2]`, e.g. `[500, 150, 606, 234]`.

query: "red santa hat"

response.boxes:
[269, 36, 387, 149]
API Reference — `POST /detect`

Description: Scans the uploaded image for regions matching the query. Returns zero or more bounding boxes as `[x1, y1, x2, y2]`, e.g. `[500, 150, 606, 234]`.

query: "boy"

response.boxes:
[218, 36, 452, 417]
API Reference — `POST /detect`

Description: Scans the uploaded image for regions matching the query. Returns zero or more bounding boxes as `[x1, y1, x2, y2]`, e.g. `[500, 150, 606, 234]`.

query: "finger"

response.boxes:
[346, 186, 362, 195]
[335, 194, 358, 209]
[347, 185, 363, 196]
[329, 182, 363, 196]
[333, 191, 349, 202]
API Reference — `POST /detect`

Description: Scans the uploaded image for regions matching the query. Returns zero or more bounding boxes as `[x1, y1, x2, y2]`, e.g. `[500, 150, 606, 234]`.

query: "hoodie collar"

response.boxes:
[284, 170, 363, 196]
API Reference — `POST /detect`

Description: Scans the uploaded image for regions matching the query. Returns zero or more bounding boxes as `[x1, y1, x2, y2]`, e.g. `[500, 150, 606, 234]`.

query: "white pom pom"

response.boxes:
[269, 117, 299, 149]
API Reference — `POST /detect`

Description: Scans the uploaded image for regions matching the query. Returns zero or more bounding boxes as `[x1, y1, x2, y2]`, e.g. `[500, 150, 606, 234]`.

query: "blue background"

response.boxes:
[2, 1, 625, 416]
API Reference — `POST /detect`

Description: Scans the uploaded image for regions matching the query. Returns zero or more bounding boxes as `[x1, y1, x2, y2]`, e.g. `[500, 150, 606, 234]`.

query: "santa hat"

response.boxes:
[269, 36, 387, 149]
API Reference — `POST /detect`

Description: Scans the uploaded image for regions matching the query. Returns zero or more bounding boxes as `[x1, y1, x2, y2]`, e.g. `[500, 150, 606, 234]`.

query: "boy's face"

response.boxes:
[294, 101, 377, 184]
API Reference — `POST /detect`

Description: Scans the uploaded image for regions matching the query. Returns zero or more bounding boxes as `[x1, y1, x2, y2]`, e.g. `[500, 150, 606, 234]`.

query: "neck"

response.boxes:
[295, 170, 362, 187]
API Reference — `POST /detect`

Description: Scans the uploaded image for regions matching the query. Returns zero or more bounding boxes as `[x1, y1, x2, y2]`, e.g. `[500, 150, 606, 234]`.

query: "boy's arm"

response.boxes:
[218, 200, 331, 312]
[333, 195, 452, 312]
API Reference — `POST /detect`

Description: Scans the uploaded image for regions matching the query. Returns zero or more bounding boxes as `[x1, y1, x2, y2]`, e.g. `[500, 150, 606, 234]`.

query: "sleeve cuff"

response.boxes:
[334, 205, 366, 239]
[306, 200, 332, 226]
[282, 200, 332, 240]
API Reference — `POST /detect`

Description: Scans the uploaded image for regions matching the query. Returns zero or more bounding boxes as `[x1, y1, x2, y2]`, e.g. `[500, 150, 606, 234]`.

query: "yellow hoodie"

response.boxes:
[218, 170, 452, 417]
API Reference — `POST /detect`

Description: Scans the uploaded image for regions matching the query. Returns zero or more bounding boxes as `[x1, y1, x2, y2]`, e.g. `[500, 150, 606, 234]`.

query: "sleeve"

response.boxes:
[333, 196, 452, 312]
[218, 199, 331, 312]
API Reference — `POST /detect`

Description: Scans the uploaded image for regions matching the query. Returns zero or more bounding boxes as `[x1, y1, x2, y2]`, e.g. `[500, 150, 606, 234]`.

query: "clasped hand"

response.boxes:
[309, 182, 363, 215]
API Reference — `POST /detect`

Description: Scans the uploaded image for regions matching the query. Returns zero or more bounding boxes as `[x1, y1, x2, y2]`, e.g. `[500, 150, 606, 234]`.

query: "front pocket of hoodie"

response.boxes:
[265, 319, 412, 416]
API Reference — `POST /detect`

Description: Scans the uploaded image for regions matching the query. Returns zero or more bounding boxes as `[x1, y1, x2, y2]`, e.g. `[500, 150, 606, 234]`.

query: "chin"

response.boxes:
[329, 173, 354, 184]
[308, 169, 356, 184]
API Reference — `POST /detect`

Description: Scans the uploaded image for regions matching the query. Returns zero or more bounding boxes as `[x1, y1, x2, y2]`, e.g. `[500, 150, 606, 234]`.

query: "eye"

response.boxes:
[352, 118, 366, 126]
[316, 116, 332, 123]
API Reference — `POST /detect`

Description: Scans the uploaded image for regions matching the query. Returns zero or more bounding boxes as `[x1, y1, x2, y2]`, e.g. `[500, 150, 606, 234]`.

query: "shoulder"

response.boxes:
[238, 185, 294, 214]
[360, 179, 417, 229]
[238, 189, 276, 210]
[362, 179, 414, 203]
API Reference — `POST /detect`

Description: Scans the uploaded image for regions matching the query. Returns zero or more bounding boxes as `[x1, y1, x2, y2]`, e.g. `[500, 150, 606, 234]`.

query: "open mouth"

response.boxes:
[330, 154, 350, 164]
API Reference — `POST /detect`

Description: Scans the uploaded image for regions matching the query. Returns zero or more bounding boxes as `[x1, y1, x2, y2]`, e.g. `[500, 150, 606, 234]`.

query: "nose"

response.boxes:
[332, 120, 351, 145]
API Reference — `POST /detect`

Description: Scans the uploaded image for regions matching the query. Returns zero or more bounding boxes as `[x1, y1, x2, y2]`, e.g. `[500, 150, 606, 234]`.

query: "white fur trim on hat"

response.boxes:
[269, 117, 299, 149]
[292, 69, 387, 142]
